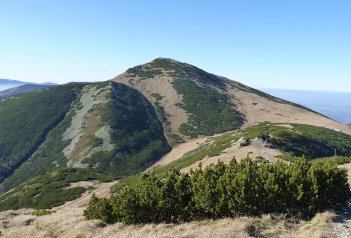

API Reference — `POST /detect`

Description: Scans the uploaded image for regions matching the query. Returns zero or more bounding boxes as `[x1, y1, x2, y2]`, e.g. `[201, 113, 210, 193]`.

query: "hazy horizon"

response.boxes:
[262, 88, 351, 124]
[1, 77, 351, 93]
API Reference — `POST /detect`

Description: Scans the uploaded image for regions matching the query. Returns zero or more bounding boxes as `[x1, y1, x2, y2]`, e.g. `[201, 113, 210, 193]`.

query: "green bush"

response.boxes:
[0, 168, 112, 211]
[241, 123, 351, 160]
[32, 209, 56, 216]
[85, 158, 350, 224]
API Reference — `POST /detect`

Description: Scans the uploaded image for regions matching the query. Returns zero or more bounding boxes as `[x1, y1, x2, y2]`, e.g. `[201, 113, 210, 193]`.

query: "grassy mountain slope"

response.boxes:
[0, 81, 170, 193]
[114, 58, 245, 142]
[112, 123, 351, 192]
[0, 81, 171, 210]
[0, 83, 85, 183]
[81, 82, 170, 176]
[0, 168, 111, 211]
[114, 58, 351, 142]
[172, 123, 351, 167]
[0, 58, 351, 213]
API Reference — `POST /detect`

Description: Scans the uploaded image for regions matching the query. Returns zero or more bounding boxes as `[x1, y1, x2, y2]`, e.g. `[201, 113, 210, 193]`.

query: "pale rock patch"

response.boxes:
[61, 84, 113, 167]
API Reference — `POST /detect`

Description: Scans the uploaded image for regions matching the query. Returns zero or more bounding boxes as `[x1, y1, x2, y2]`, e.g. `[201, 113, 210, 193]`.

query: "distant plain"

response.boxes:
[262, 89, 351, 124]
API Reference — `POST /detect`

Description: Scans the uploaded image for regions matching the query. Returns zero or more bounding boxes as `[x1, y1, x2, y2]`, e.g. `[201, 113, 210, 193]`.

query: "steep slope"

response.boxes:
[78, 82, 170, 176]
[114, 58, 351, 142]
[0, 83, 85, 183]
[114, 58, 244, 144]
[0, 84, 56, 99]
[0, 81, 170, 192]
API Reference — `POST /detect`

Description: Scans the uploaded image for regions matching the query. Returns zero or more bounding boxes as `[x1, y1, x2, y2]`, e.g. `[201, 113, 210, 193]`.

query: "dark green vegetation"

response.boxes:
[240, 123, 351, 160]
[145, 58, 315, 132]
[82, 82, 171, 177]
[85, 158, 350, 224]
[173, 79, 243, 137]
[0, 81, 172, 211]
[0, 83, 85, 183]
[173, 122, 351, 163]
[32, 209, 56, 216]
[0, 168, 111, 211]
[1, 110, 75, 191]
[150, 58, 243, 137]
[149, 58, 227, 88]
[110, 136, 234, 193]
[151, 93, 163, 101]
[110, 123, 351, 192]
[126, 65, 162, 79]
[126, 58, 244, 138]
[1, 58, 350, 215]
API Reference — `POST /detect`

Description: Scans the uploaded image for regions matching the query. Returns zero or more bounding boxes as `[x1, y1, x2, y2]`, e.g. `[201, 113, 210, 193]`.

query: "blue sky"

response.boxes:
[0, 0, 350, 91]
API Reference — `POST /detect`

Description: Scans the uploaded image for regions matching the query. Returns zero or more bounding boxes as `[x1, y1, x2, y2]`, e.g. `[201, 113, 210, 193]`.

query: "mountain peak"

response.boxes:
[125, 57, 184, 75]
[114, 58, 351, 144]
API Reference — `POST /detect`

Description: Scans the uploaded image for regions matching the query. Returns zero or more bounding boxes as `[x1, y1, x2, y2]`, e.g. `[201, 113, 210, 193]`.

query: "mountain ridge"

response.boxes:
[0, 78, 57, 85]
[0, 58, 350, 212]
[114, 58, 350, 138]
[0, 84, 57, 99]
[0, 79, 30, 84]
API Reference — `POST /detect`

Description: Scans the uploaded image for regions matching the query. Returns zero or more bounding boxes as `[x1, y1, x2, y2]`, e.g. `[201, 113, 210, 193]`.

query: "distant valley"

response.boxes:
[0, 79, 58, 99]
[262, 89, 351, 124]
[0, 78, 57, 90]
[0, 79, 29, 91]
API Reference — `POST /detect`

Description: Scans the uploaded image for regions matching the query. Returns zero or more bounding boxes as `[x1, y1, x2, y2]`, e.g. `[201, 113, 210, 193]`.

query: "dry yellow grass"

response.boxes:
[0, 180, 337, 238]
[225, 82, 351, 135]
[0, 209, 336, 238]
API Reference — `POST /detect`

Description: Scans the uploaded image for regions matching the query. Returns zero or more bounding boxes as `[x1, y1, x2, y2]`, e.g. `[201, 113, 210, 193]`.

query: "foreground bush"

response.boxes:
[84, 158, 350, 224]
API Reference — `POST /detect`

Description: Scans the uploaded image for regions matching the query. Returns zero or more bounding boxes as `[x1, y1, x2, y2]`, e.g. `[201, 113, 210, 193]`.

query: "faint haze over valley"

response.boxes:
[262, 89, 351, 124]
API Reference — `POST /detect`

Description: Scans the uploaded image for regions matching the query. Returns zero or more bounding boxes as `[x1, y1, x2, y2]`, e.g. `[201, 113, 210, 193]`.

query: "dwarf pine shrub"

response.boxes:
[85, 158, 350, 224]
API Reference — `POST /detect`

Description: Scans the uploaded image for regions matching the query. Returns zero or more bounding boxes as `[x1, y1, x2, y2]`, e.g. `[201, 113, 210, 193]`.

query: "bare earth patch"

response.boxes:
[149, 137, 207, 169]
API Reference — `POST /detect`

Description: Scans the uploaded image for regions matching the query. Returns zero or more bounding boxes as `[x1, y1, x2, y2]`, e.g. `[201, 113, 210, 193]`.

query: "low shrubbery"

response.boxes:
[32, 209, 56, 216]
[85, 158, 350, 224]
[0, 168, 112, 211]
